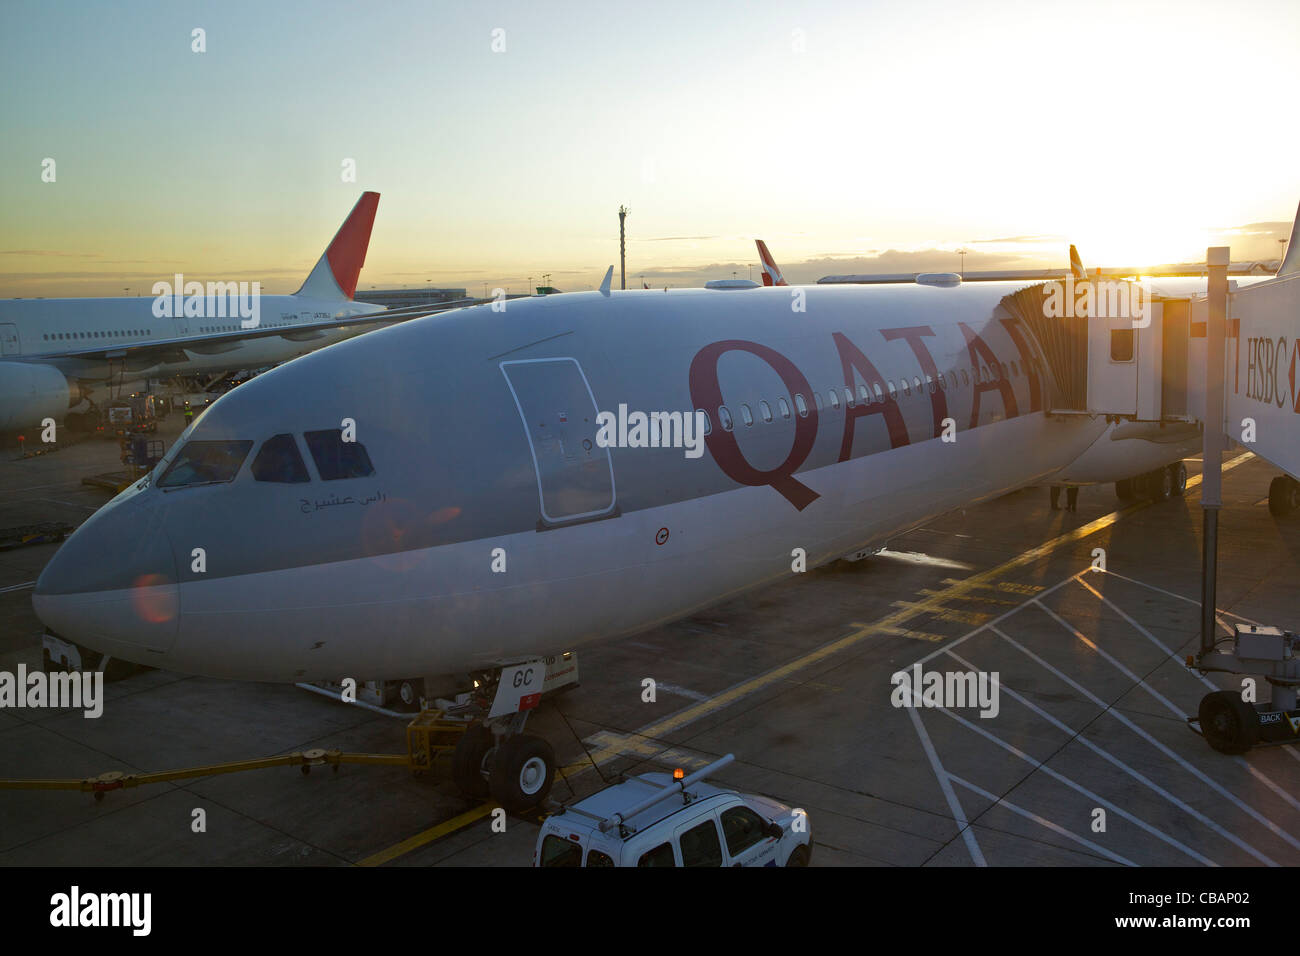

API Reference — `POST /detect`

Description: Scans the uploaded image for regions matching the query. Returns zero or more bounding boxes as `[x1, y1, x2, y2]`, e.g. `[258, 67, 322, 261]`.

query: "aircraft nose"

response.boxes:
[33, 491, 180, 658]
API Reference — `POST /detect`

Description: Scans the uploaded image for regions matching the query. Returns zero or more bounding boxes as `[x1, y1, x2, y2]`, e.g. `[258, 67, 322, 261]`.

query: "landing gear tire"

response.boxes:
[451, 724, 494, 799]
[1145, 468, 1172, 501]
[785, 844, 811, 867]
[1169, 461, 1188, 497]
[488, 734, 555, 815]
[1115, 478, 1135, 502]
[1198, 691, 1259, 754]
[1269, 475, 1299, 517]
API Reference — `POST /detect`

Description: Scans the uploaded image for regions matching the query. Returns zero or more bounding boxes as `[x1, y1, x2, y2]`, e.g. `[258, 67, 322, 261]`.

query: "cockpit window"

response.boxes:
[304, 429, 375, 480]
[157, 440, 253, 488]
[251, 434, 310, 483]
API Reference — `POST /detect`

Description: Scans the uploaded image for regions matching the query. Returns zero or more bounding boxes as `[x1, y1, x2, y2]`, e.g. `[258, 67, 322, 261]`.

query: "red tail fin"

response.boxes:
[756, 239, 788, 287]
[296, 192, 380, 300]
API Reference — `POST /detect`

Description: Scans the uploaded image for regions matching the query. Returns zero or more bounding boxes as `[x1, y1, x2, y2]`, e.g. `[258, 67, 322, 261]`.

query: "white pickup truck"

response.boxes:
[534, 755, 812, 867]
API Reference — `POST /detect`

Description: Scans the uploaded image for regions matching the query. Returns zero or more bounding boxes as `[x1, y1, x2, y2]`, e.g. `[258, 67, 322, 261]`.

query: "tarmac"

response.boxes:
[1, 412, 1297, 866]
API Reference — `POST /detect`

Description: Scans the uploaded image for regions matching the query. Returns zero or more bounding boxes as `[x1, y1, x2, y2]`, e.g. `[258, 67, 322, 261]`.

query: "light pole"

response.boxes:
[958, 249, 967, 278]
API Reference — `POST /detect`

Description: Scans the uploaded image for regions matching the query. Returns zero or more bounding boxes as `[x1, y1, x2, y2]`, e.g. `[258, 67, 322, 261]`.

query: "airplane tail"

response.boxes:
[1069, 244, 1087, 280]
[295, 191, 380, 300]
[1278, 200, 1300, 277]
[756, 239, 788, 287]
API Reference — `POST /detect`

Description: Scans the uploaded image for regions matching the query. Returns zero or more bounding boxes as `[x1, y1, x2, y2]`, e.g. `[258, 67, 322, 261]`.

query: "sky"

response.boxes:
[2, 0, 1298, 297]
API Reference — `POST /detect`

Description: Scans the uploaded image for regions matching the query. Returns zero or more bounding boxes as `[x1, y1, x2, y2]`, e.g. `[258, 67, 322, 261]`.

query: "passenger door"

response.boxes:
[719, 803, 782, 867]
[674, 813, 725, 867]
[500, 358, 617, 527]
[0, 324, 19, 355]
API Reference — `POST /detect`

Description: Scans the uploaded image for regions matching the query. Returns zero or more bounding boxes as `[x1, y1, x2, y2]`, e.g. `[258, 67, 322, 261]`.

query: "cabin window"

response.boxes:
[960, 369, 970, 387]
[777, 397, 791, 419]
[304, 429, 375, 480]
[251, 434, 310, 483]
[740, 404, 754, 427]
[720, 805, 768, 857]
[695, 408, 712, 436]
[913, 376, 922, 394]
[679, 819, 724, 867]
[873, 383, 883, 402]
[539, 835, 582, 867]
[637, 843, 677, 868]
[718, 406, 733, 431]
[827, 388, 840, 410]
[902, 378, 911, 397]
[887, 380, 897, 400]
[759, 400, 773, 423]
[843, 387, 853, 408]
[858, 384, 870, 404]
[794, 394, 808, 417]
[926, 374, 934, 393]
[158, 440, 254, 489]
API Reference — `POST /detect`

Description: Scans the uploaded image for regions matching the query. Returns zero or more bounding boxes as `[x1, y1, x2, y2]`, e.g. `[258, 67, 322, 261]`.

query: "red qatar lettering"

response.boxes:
[997, 317, 1042, 413]
[880, 325, 948, 439]
[959, 322, 1019, 428]
[688, 339, 820, 510]
[832, 331, 909, 460]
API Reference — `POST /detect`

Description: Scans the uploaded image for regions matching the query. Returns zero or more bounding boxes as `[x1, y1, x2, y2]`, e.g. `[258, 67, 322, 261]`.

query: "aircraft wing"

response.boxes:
[21, 300, 465, 373]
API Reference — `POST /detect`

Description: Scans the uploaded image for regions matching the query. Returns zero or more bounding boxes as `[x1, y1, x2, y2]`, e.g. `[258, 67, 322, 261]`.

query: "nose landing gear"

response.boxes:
[447, 658, 567, 815]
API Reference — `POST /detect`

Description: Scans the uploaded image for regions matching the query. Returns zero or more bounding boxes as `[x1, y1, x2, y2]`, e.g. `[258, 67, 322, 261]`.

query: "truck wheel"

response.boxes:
[488, 734, 555, 814]
[451, 724, 494, 799]
[1168, 461, 1188, 497]
[785, 844, 811, 867]
[1198, 691, 1259, 754]
[1268, 476, 1298, 516]
[1115, 478, 1135, 501]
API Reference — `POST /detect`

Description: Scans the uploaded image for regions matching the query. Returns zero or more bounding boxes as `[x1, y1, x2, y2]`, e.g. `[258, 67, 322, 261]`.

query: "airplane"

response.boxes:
[756, 239, 788, 287]
[0, 191, 435, 432]
[33, 208, 1298, 813]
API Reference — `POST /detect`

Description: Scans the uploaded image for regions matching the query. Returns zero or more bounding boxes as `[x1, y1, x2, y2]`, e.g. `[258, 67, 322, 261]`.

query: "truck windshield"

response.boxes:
[539, 835, 581, 867]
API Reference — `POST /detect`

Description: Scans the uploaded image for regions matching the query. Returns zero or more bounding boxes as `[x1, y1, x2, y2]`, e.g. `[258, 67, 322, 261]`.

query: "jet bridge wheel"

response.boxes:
[1168, 461, 1188, 497]
[451, 724, 494, 799]
[1269, 476, 1299, 516]
[1198, 691, 1260, 754]
[488, 734, 555, 815]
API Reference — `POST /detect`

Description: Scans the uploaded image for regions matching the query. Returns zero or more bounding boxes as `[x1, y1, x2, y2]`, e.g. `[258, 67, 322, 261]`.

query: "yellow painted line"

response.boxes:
[366, 451, 1259, 865]
[918, 588, 1021, 607]
[356, 802, 496, 867]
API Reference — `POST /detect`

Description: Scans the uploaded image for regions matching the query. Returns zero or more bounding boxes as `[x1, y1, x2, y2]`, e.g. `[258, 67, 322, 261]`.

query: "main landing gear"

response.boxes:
[1115, 461, 1187, 503]
[448, 659, 559, 815]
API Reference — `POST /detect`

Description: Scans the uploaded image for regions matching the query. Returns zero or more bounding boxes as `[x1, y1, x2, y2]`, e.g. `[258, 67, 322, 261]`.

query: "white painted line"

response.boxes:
[971, 637, 1273, 866]
[655, 682, 710, 703]
[1074, 578, 1300, 813]
[0, 582, 36, 595]
[948, 774, 1137, 866]
[906, 705, 986, 866]
[931, 702, 1217, 865]
[1032, 599, 1300, 855]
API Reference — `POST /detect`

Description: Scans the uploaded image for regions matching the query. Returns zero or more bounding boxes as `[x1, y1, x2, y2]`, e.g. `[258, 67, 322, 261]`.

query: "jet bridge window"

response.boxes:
[1110, 329, 1134, 362]
[251, 434, 310, 483]
[304, 429, 375, 480]
[158, 440, 254, 489]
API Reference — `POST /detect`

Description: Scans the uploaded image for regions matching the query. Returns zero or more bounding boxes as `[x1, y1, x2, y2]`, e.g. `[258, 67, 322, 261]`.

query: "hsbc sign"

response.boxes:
[1242, 335, 1300, 413]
